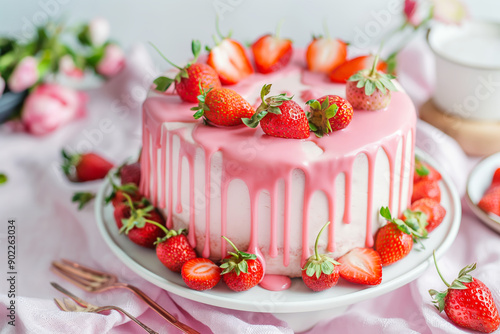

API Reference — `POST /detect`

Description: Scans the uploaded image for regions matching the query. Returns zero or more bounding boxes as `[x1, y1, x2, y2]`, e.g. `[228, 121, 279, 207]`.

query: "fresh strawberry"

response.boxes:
[375, 207, 427, 266]
[306, 36, 347, 73]
[113, 201, 130, 229]
[105, 175, 142, 207]
[181, 258, 221, 291]
[414, 157, 442, 184]
[156, 229, 197, 273]
[120, 162, 141, 187]
[251, 22, 293, 74]
[307, 95, 353, 137]
[429, 253, 500, 333]
[409, 198, 446, 232]
[345, 55, 397, 111]
[492, 168, 500, 185]
[242, 84, 309, 139]
[329, 55, 388, 83]
[301, 222, 340, 291]
[220, 236, 264, 292]
[337, 247, 382, 285]
[478, 185, 500, 216]
[118, 195, 166, 248]
[152, 40, 221, 103]
[61, 150, 113, 182]
[412, 179, 441, 203]
[191, 87, 255, 126]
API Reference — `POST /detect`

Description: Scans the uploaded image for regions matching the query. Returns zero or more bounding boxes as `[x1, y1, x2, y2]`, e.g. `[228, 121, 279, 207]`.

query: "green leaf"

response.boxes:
[315, 264, 322, 279]
[348, 73, 364, 82]
[380, 207, 392, 221]
[0, 173, 7, 185]
[260, 84, 272, 102]
[306, 264, 316, 277]
[365, 80, 375, 96]
[191, 39, 201, 58]
[193, 110, 204, 119]
[379, 76, 397, 92]
[238, 261, 248, 274]
[374, 80, 385, 92]
[320, 98, 329, 110]
[71, 192, 96, 210]
[306, 99, 321, 111]
[321, 260, 334, 275]
[325, 104, 338, 119]
[309, 122, 318, 132]
[153, 76, 174, 92]
[356, 79, 366, 88]
[268, 107, 281, 115]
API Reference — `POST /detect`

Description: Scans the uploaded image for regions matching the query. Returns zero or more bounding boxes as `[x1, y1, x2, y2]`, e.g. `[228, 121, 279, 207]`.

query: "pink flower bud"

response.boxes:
[59, 55, 84, 79]
[88, 17, 110, 47]
[0, 74, 5, 98]
[432, 0, 468, 24]
[96, 44, 126, 77]
[21, 83, 87, 135]
[8, 56, 39, 92]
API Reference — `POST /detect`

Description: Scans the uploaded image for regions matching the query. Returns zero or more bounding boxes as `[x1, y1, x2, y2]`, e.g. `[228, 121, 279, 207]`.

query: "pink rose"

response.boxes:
[59, 55, 84, 79]
[432, 0, 468, 24]
[8, 56, 39, 92]
[88, 17, 110, 47]
[21, 83, 87, 135]
[0, 74, 5, 98]
[96, 44, 126, 77]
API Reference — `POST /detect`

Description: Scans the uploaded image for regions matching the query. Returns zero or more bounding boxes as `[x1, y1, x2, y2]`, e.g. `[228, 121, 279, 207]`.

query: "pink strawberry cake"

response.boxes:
[139, 51, 416, 278]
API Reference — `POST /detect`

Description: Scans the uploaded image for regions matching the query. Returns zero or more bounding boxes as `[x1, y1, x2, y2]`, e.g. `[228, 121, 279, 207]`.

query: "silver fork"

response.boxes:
[51, 259, 200, 334]
[51, 282, 158, 334]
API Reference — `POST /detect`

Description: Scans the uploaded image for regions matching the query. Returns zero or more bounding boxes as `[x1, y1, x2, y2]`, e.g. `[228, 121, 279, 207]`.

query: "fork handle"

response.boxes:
[98, 306, 158, 334]
[119, 283, 200, 334]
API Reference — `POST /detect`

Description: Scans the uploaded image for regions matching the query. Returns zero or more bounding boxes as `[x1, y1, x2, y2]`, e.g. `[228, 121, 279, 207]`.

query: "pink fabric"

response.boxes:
[0, 41, 497, 334]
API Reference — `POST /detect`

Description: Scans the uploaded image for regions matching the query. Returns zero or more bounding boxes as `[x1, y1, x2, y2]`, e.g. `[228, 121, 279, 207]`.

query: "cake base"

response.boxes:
[419, 100, 500, 156]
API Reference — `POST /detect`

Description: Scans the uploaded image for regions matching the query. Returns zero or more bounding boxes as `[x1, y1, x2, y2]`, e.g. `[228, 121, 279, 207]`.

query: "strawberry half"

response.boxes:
[191, 87, 255, 126]
[306, 36, 347, 73]
[152, 40, 221, 103]
[478, 184, 500, 216]
[329, 55, 388, 83]
[220, 236, 264, 292]
[412, 179, 441, 203]
[375, 207, 427, 266]
[61, 150, 113, 182]
[182, 258, 221, 291]
[302, 221, 340, 291]
[156, 229, 197, 273]
[409, 198, 446, 233]
[242, 84, 310, 139]
[337, 247, 382, 285]
[345, 55, 397, 111]
[414, 157, 442, 184]
[429, 252, 500, 333]
[251, 22, 293, 74]
[307, 95, 353, 137]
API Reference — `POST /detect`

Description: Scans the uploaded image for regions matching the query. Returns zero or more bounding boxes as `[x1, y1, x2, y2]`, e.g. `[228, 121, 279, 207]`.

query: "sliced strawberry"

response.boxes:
[409, 198, 446, 232]
[207, 39, 253, 85]
[252, 34, 293, 74]
[306, 37, 347, 73]
[329, 55, 388, 83]
[412, 179, 441, 203]
[414, 157, 442, 184]
[337, 247, 382, 285]
[478, 185, 500, 216]
[492, 168, 500, 185]
[181, 258, 221, 291]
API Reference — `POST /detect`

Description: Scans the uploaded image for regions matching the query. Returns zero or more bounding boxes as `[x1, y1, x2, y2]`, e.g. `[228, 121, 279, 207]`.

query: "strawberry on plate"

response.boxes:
[478, 184, 500, 216]
[251, 21, 293, 74]
[329, 55, 388, 83]
[412, 179, 441, 203]
[429, 252, 500, 333]
[409, 198, 446, 232]
[414, 157, 442, 184]
[306, 35, 347, 73]
[302, 221, 340, 291]
[345, 55, 397, 111]
[242, 84, 309, 139]
[119, 162, 141, 187]
[307, 95, 353, 137]
[337, 247, 382, 286]
[61, 150, 113, 182]
[191, 86, 255, 126]
[492, 168, 500, 185]
[375, 207, 427, 266]
[220, 236, 264, 292]
[207, 22, 253, 85]
[156, 229, 197, 273]
[152, 40, 221, 103]
[182, 258, 221, 291]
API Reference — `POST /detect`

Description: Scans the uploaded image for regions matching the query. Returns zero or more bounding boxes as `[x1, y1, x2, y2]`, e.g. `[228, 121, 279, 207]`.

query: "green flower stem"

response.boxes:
[121, 192, 136, 210]
[144, 219, 169, 235]
[433, 250, 450, 287]
[275, 19, 285, 39]
[369, 54, 380, 77]
[222, 236, 240, 253]
[148, 42, 182, 70]
[314, 221, 330, 261]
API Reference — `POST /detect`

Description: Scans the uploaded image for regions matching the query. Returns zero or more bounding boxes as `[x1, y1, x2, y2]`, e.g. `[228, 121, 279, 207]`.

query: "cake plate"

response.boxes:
[95, 149, 461, 332]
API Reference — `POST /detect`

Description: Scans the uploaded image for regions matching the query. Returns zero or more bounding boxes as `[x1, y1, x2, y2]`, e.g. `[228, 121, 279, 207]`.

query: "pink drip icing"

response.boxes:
[220, 178, 229, 258]
[343, 170, 352, 224]
[188, 156, 196, 247]
[176, 155, 183, 214]
[159, 130, 167, 209]
[327, 194, 335, 252]
[139, 112, 147, 195]
[142, 129, 151, 198]
[166, 133, 174, 229]
[202, 153, 212, 258]
[301, 186, 311, 267]
[259, 274, 292, 291]
[269, 184, 279, 258]
[151, 142, 158, 207]
[407, 129, 415, 208]
[398, 135, 407, 216]
[365, 153, 375, 248]
[283, 176, 290, 267]
[248, 191, 266, 273]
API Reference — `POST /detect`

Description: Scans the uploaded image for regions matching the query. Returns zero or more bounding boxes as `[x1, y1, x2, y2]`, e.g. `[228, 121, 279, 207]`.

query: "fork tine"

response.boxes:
[60, 258, 112, 278]
[51, 264, 97, 291]
[53, 261, 109, 283]
[53, 298, 65, 310]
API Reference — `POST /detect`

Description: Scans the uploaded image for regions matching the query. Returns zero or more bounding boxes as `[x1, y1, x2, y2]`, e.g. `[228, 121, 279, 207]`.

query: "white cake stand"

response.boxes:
[95, 149, 461, 332]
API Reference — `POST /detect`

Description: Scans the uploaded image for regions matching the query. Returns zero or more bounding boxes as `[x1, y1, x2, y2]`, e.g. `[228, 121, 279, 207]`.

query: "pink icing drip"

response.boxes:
[202, 153, 212, 258]
[139, 112, 147, 195]
[382, 145, 396, 214]
[398, 135, 407, 216]
[407, 129, 415, 208]
[301, 187, 311, 267]
[269, 184, 279, 258]
[151, 142, 158, 207]
[259, 274, 292, 291]
[175, 154, 183, 214]
[159, 131, 167, 209]
[327, 194, 335, 252]
[343, 170, 352, 224]
[166, 133, 174, 229]
[142, 129, 151, 198]
[187, 156, 196, 247]
[283, 176, 290, 267]
[220, 179, 229, 258]
[248, 191, 266, 272]
[365, 152, 375, 248]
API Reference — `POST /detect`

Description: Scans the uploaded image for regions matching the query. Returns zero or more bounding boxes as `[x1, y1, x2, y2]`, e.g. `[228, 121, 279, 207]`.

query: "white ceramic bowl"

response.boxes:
[428, 20, 500, 121]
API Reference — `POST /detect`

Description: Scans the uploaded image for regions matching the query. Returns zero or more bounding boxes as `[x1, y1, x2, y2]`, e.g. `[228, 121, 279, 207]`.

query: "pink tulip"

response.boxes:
[22, 83, 87, 135]
[96, 44, 125, 77]
[88, 17, 110, 47]
[8, 56, 39, 92]
[432, 0, 468, 24]
[0, 74, 5, 98]
[59, 55, 84, 79]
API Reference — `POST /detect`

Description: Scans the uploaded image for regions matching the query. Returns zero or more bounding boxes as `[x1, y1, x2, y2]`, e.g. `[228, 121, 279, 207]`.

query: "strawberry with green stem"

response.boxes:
[408, 198, 446, 233]
[251, 20, 293, 74]
[429, 251, 500, 333]
[302, 221, 341, 291]
[220, 236, 264, 292]
[155, 229, 197, 273]
[307, 95, 353, 137]
[61, 149, 113, 182]
[346, 54, 397, 111]
[242, 84, 309, 139]
[105, 174, 141, 207]
[306, 21, 347, 73]
[414, 156, 442, 184]
[151, 40, 221, 103]
[375, 207, 427, 266]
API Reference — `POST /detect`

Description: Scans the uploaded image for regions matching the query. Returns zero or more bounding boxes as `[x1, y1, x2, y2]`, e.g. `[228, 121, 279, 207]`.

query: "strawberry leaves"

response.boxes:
[220, 236, 257, 276]
[380, 206, 428, 246]
[242, 84, 292, 128]
[302, 221, 340, 279]
[71, 191, 95, 210]
[348, 54, 397, 96]
[306, 97, 338, 137]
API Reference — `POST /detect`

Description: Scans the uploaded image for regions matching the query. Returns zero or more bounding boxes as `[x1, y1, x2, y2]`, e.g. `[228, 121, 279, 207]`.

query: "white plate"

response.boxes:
[466, 152, 500, 233]
[95, 149, 461, 314]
